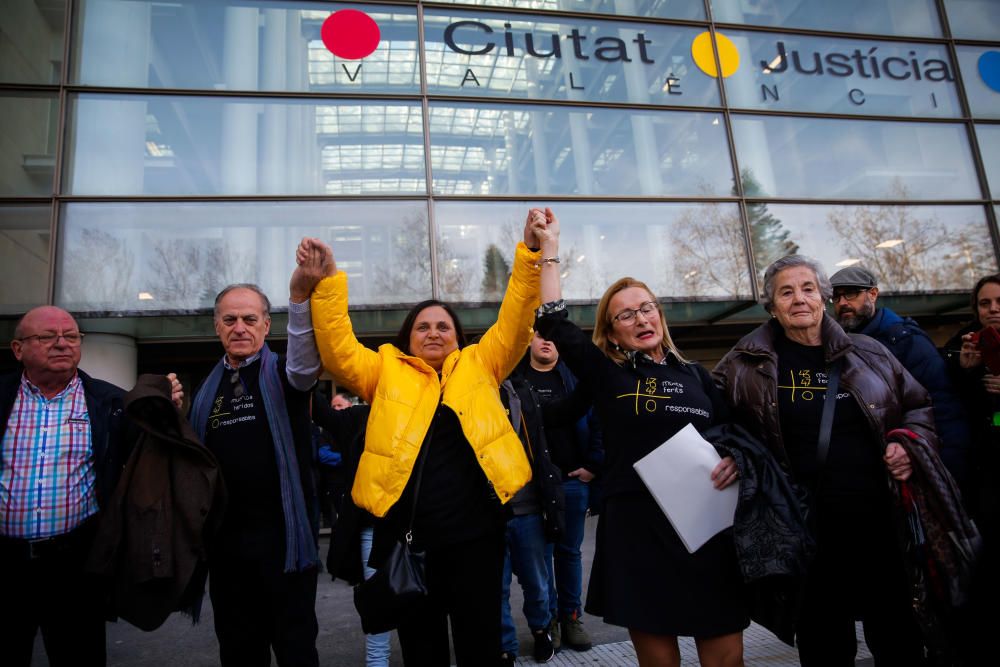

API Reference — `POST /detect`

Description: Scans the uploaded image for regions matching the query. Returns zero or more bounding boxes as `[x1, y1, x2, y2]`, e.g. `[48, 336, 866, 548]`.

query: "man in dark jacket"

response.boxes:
[830, 265, 971, 486]
[519, 333, 602, 652]
[0, 306, 176, 667]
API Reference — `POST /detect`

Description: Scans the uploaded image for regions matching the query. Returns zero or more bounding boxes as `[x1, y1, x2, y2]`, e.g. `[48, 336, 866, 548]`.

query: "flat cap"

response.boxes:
[829, 266, 878, 289]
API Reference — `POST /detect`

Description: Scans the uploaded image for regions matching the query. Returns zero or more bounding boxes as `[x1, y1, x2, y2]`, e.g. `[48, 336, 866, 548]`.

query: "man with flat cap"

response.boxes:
[829, 265, 971, 486]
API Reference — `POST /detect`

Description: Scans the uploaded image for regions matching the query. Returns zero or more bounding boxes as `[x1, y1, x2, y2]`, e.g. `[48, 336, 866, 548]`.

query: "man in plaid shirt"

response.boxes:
[0, 306, 177, 667]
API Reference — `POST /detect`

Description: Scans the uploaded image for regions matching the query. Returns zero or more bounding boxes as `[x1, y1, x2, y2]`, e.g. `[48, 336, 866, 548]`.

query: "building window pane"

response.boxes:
[731, 115, 979, 200]
[55, 201, 432, 313]
[0, 0, 65, 84]
[0, 205, 50, 314]
[72, 0, 420, 94]
[710, 0, 941, 38]
[429, 0, 704, 21]
[435, 200, 753, 302]
[956, 46, 1000, 120]
[429, 104, 733, 196]
[943, 0, 1000, 40]
[0, 93, 58, 196]
[424, 9, 720, 106]
[977, 124, 1000, 200]
[64, 94, 425, 196]
[721, 31, 960, 118]
[750, 203, 994, 291]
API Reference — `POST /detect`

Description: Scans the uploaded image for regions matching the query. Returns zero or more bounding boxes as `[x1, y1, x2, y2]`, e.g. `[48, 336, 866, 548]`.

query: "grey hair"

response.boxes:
[214, 283, 272, 317]
[760, 255, 833, 313]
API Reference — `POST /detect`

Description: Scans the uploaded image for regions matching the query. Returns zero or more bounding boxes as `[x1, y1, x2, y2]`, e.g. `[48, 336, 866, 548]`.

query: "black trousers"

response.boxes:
[796, 497, 925, 667]
[397, 529, 505, 667]
[209, 560, 320, 667]
[0, 521, 106, 667]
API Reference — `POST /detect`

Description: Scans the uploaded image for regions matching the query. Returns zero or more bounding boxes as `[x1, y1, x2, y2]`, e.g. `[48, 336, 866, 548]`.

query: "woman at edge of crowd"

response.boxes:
[713, 255, 936, 667]
[943, 273, 1000, 664]
[294, 210, 555, 667]
[532, 209, 748, 667]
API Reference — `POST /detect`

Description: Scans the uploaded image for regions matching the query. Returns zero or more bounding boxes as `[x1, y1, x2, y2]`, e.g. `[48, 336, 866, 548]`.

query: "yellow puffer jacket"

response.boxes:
[310, 243, 542, 518]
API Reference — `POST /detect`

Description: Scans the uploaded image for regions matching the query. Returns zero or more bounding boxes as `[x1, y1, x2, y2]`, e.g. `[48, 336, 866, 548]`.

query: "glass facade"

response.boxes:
[1, 0, 998, 341]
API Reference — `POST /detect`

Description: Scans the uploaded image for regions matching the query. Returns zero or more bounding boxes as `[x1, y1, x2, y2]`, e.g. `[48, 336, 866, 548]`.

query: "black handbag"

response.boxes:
[352, 423, 433, 635]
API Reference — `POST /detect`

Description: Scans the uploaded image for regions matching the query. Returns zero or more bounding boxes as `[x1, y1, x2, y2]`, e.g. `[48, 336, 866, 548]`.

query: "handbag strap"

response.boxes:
[406, 407, 437, 544]
[816, 358, 842, 470]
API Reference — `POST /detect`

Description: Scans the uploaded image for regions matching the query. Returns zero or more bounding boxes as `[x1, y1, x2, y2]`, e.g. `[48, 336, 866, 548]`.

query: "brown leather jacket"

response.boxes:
[712, 315, 939, 468]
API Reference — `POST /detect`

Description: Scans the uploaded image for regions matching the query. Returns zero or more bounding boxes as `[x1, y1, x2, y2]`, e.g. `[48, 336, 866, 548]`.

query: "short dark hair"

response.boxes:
[972, 273, 1000, 326]
[393, 300, 467, 355]
[214, 283, 271, 318]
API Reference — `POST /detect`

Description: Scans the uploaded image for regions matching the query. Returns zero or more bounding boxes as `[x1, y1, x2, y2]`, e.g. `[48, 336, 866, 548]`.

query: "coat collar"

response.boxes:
[735, 314, 854, 363]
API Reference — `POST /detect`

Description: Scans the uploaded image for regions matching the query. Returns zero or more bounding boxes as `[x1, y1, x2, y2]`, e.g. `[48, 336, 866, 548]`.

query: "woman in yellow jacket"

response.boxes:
[299, 209, 559, 666]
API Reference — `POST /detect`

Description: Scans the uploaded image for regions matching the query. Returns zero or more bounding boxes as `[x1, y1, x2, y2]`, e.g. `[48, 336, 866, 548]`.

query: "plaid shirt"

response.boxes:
[0, 374, 98, 538]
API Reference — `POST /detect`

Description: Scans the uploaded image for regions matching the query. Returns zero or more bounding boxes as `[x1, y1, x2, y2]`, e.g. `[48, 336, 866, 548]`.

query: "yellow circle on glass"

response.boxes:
[692, 31, 740, 78]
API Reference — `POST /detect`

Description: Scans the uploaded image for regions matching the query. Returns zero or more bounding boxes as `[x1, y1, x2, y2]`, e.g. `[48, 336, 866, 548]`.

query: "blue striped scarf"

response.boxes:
[190, 344, 317, 572]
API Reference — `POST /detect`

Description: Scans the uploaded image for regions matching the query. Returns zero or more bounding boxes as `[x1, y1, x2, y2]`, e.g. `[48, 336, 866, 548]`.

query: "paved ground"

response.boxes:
[30, 515, 874, 666]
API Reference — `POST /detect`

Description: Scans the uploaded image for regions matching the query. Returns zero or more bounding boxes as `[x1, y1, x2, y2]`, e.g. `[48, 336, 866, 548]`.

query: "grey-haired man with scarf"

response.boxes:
[188, 243, 328, 667]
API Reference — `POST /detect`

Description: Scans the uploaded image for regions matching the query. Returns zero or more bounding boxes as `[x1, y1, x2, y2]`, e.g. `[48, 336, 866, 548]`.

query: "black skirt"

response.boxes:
[585, 491, 750, 637]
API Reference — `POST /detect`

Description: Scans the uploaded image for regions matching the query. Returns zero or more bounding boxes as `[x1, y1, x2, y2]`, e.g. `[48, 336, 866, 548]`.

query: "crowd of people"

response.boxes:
[1, 207, 996, 667]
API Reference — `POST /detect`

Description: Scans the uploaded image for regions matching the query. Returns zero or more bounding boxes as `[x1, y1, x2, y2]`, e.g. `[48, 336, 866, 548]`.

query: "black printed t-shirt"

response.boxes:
[774, 333, 885, 499]
[203, 359, 285, 569]
[521, 365, 579, 476]
[533, 311, 725, 499]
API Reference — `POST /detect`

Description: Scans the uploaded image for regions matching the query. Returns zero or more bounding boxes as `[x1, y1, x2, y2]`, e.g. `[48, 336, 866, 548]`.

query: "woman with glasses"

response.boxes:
[533, 213, 748, 667]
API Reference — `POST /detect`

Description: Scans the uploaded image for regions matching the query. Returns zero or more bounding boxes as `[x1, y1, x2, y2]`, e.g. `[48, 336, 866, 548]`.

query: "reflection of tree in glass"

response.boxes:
[670, 203, 753, 298]
[61, 229, 136, 310]
[827, 184, 994, 291]
[480, 244, 510, 301]
[374, 213, 436, 302]
[375, 213, 471, 302]
[744, 169, 798, 271]
[147, 236, 254, 310]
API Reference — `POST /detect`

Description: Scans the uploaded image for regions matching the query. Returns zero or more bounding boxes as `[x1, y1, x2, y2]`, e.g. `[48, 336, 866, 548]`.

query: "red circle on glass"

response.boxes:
[321, 10, 380, 60]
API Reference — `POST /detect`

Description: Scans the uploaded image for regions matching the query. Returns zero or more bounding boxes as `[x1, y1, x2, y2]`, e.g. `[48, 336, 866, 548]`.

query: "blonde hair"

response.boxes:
[592, 277, 687, 364]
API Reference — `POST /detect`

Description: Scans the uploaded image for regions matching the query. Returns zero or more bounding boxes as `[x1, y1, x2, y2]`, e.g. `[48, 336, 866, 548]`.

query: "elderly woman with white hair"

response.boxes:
[713, 255, 936, 666]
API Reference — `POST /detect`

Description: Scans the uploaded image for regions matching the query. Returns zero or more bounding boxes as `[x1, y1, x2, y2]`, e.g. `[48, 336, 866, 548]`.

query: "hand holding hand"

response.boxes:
[523, 208, 545, 248]
[983, 373, 1000, 395]
[534, 207, 560, 251]
[567, 467, 595, 483]
[167, 373, 184, 411]
[960, 333, 982, 369]
[290, 237, 336, 303]
[711, 456, 740, 490]
[884, 442, 912, 482]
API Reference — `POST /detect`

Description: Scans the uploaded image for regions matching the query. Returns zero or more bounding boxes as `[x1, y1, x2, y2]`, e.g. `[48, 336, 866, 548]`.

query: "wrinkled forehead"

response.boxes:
[413, 305, 454, 327]
[19, 307, 79, 335]
[774, 266, 818, 291]
[216, 289, 269, 319]
[609, 286, 655, 311]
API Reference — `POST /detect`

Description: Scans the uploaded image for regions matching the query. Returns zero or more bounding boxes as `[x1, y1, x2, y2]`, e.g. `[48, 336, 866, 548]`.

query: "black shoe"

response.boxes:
[499, 652, 516, 667]
[532, 628, 555, 663]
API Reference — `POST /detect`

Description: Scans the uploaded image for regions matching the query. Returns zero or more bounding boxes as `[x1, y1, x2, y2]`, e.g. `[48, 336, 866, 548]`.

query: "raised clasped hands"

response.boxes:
[290, 237, 336, 303]
[524, 207, 560, 252]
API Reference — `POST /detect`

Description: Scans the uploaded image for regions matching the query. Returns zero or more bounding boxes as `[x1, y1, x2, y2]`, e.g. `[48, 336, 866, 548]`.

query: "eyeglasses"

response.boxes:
[830, 288, 868, 303]
[17, 332, 85, 347]
[612, 301, 659, 324]
[230, 370, 244, 399]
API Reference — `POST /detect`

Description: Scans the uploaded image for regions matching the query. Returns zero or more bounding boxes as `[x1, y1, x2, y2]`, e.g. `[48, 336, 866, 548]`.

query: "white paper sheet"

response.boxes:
[632, 423, 739, 553]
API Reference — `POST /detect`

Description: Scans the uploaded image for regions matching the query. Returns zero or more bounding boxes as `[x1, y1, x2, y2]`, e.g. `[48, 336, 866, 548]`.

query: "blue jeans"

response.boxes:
[501, 513, 552, 655]
[360, 526, 391, 667]
[548, 478, 589, 620]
